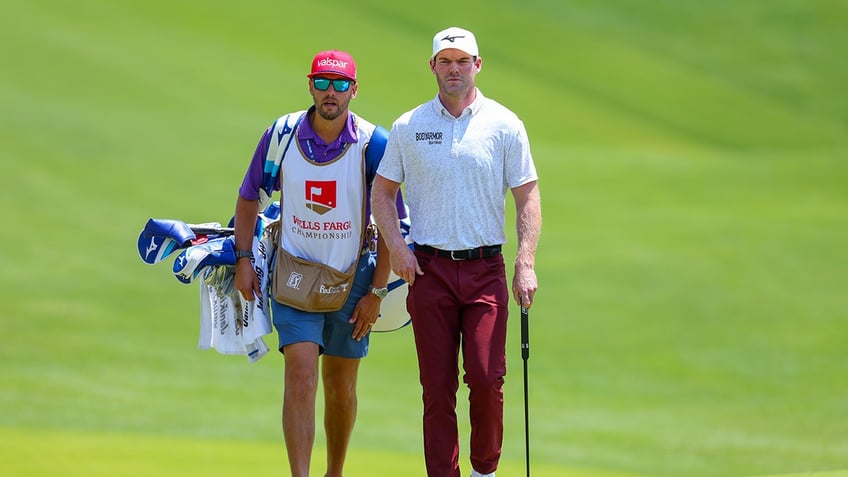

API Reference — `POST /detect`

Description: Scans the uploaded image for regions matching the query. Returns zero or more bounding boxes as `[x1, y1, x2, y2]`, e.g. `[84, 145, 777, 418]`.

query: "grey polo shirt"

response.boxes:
[377, 90, 537, 250]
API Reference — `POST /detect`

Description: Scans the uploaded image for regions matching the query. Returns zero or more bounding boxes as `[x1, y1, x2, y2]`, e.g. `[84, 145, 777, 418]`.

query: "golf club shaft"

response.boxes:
[521, 305, 530, 477]
[189, 225, 235, 235]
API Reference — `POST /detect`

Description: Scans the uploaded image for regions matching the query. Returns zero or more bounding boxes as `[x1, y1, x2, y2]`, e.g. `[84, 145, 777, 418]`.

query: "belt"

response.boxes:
[414, 243, 502, 260]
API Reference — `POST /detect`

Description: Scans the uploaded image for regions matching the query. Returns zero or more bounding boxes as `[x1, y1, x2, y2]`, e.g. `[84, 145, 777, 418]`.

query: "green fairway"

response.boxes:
[2, 0, 847, 476]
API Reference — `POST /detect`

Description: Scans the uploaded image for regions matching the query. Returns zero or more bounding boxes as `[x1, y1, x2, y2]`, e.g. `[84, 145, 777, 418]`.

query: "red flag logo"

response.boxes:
[305, 180, 336, 215]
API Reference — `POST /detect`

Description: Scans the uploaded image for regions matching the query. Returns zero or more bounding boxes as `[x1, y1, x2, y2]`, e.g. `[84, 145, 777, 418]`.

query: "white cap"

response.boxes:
[432, 27, 478, 58]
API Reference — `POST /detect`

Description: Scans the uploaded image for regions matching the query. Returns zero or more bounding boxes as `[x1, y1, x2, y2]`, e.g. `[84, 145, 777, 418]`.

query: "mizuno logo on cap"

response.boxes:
[441, 35, 465, 43]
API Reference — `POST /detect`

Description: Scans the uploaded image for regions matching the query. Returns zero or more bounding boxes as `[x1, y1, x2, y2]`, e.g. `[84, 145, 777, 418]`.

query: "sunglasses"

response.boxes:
[312, 78, 352, 92]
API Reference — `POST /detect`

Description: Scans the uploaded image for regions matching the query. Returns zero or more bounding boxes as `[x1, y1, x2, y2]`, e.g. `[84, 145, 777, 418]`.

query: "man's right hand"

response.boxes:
[391, 244, 423, 287]
[234, 258, 261, 301]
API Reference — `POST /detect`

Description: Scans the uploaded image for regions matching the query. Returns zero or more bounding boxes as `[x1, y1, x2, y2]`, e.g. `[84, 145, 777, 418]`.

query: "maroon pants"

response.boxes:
[407, 250, 509, 477]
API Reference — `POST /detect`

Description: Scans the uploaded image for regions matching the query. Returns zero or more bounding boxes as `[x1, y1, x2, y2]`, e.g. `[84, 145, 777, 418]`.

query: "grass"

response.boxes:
[1, 0, 847, 476]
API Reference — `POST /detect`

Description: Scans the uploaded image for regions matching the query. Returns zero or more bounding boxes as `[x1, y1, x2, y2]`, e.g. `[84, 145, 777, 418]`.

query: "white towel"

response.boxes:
[198, 267, 270, 362]
[241, 218, 274, 343]
[195, 205, 279, 362]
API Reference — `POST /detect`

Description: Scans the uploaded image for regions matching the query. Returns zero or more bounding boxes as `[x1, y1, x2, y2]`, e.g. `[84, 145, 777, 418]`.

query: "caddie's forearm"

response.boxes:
[371, 232, 391, 288]
[234, 195, 259, 252]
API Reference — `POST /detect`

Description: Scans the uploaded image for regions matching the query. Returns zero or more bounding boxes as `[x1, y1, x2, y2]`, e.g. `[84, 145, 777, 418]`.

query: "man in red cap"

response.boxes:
[233, 49, 405, 477]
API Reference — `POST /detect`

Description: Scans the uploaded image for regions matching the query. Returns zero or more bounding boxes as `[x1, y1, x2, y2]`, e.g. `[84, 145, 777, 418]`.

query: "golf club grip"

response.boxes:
[520, 307, 529, 360]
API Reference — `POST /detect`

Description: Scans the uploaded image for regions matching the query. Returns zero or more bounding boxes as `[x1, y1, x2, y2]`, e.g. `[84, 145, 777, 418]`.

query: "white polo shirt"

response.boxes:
[377, 90, 537, 250]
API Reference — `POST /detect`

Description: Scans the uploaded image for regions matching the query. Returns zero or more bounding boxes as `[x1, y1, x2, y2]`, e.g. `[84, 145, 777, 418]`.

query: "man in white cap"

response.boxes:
[372, 27, 542, 477]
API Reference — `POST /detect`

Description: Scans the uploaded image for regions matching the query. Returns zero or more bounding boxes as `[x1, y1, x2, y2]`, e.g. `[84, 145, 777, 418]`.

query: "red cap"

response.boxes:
[307, 50, 357, 81]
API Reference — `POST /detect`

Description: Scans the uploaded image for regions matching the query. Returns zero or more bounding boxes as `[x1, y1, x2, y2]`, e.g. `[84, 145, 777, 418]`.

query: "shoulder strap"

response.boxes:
[258, 112, 305, 211]
[364, 124, 388, 186]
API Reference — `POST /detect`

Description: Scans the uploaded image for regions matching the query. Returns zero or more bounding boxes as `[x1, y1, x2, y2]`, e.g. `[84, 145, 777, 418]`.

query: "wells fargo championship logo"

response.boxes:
[305, 180, 336, 215]
[292, 179, 353, 240]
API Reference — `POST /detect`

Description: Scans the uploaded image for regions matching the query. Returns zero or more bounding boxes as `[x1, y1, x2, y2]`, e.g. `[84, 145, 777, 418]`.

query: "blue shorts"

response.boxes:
[271, 251, 375, 358]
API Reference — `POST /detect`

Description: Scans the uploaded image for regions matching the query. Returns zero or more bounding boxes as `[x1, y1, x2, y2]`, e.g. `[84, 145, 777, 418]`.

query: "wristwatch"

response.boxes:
[369, 286, 388, 300]
[235, 249, 253, 261]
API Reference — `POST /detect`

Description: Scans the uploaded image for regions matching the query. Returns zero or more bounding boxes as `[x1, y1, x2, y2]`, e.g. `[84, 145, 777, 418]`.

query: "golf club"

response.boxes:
[521, 303, 530, 477]
[188, 223, 235, 236]
[138, 219, 235, 265]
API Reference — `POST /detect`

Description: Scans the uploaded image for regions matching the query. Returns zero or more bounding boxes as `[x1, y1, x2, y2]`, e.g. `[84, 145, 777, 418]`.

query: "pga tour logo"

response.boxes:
[287, 272, 303, 290]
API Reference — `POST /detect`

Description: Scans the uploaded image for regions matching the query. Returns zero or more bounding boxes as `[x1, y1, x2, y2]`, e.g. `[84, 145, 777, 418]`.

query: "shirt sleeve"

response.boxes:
[375, 122, 405, 184]
[505, 119, 538, 189]
[238, 126, 274, 200]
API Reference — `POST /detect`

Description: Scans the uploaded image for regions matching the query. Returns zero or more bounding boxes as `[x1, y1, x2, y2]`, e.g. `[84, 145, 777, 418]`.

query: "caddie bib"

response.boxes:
[279, 135, 366, 274]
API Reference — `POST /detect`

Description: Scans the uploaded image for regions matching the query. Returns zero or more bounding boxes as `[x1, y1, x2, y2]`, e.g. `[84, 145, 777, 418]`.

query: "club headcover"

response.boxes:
[172, 236, 236, 284]
[138, 218, 197, 265]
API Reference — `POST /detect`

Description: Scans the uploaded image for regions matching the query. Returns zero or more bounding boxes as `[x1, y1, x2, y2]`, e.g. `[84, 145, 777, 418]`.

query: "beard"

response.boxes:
[437, 75, 471, 98]
[317, 105, 342, 120]
[315, 96, 350, 120]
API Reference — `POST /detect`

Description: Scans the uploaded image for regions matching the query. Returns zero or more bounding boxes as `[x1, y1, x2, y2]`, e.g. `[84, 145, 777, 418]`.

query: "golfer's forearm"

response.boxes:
[514, 182, 541, 268]
[371, 177, 405, 253]
[234, 195, 259, 251]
